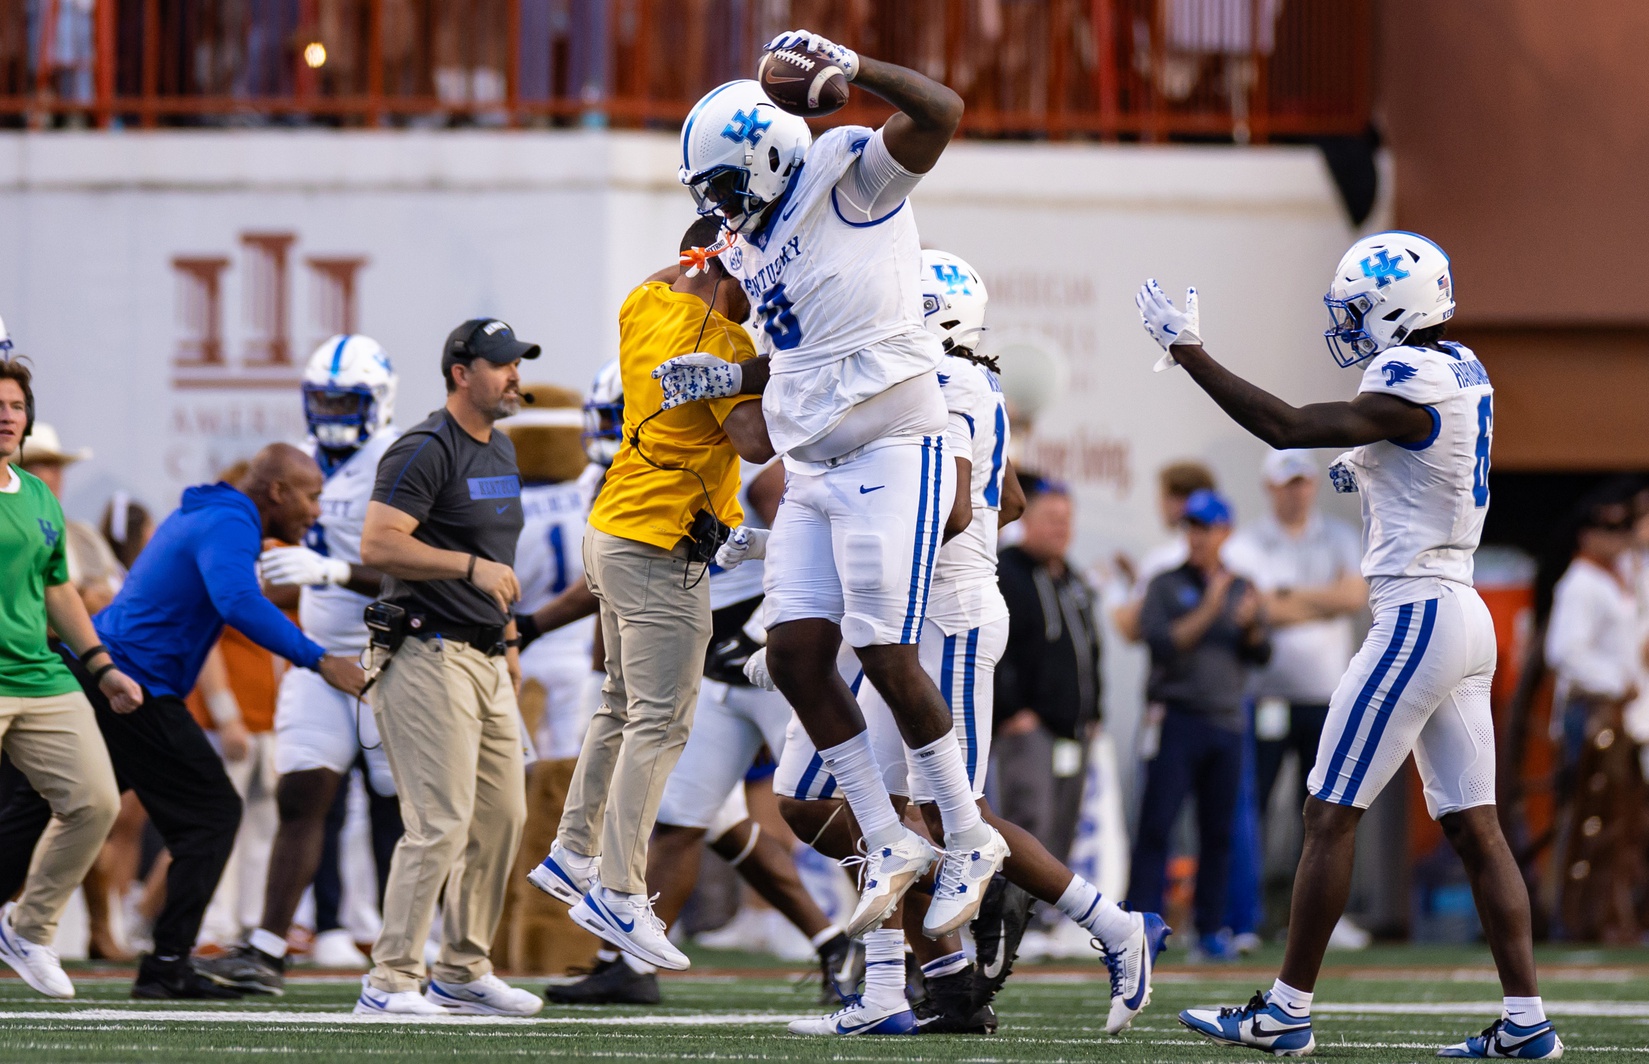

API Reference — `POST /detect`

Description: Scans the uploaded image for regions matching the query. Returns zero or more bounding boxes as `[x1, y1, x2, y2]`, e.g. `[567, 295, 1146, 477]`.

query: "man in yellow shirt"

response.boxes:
[528, 217, 773, 971]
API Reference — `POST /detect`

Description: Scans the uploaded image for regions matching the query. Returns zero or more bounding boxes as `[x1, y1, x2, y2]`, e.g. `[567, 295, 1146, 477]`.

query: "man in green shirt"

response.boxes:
[0, 353, 141, 999]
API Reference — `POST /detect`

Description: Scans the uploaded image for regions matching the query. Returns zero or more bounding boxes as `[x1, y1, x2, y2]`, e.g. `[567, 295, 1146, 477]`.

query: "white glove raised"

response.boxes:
[715, 525, 770, 570]
[743, 646, 779, 692]
[1135, 279, 1202, 371]
[259, 545, 350, 588]
[652, 352, 743, 411]
[763, 28, 860, 81]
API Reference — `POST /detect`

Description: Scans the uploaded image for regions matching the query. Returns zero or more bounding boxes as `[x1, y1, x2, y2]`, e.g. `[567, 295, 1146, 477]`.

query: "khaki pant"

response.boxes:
[369, 636, 525, 992]
[559, 529, 710, 894]
[492, 757, 602, 974]
[0, 690, 121, 944]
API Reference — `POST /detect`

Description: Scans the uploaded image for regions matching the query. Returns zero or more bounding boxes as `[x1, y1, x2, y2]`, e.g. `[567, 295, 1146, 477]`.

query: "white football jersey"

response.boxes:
[301, 428, 400, 653]
[1333, 342, 1494, 612]
[927, 356, 1011, 635]
[720, 126, 943, 456]
[516, 479, 596, 664]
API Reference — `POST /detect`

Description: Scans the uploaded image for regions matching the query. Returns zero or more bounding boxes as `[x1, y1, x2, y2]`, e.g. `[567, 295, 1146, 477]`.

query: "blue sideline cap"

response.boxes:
[1182, 488, 1233, 527]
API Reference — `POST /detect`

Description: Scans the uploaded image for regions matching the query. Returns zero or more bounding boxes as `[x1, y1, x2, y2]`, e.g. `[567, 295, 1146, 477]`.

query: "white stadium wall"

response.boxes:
[0, 129, 1372, 766]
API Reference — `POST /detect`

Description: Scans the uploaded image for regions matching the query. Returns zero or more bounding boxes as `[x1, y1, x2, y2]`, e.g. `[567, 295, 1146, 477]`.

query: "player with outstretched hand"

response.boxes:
[1138, 233, 1559, 1060]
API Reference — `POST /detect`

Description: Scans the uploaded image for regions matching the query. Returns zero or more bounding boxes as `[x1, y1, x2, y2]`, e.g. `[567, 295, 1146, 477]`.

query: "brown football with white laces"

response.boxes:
[757, 44, 850, 117]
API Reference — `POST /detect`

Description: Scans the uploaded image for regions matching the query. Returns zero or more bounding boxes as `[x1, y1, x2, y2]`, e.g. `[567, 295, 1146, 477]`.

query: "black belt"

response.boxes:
[408, 616, 507, 657]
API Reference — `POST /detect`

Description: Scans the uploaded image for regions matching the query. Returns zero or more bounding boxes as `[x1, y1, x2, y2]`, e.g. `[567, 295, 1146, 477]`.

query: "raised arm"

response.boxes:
[855, 57, 964, 174]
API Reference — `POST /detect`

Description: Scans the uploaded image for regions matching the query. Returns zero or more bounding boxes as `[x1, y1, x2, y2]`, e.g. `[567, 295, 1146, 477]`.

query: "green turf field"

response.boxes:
[2, 945, 1644, 1062]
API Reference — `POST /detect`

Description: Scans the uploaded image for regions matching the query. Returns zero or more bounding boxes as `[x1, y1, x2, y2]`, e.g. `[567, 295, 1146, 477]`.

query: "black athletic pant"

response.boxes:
[0, 650, 241, 960]
[1253, 702, 1330, 830]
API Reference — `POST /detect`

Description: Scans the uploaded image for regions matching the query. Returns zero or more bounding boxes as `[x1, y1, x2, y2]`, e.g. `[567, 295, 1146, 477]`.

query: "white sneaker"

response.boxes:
[1104, 911, 1171, 1035]
[310, 928, 370, 969]
[788, 997, 918, 1036]
[527, 841, 596, 907]
[353, 974, 447, 1016]
[1328, 915, 1372, 951]
[424, 972, 544, 1016]
[571, 888, 690, 971]
[842, 827, 937, 938]
[922, 826, 1009, 937]
[0, 902, 73, 999]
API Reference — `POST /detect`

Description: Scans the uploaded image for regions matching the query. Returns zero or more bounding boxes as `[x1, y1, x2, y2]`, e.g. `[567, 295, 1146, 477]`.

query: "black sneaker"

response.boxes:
[815, 932, 864, 1006]
[913, 965, 998, 1034]
[194, 945, 286, 996]
[131, 954, 246, 1000]
[969, 873, 1036, 1013]
[542, 957, 661, 1005]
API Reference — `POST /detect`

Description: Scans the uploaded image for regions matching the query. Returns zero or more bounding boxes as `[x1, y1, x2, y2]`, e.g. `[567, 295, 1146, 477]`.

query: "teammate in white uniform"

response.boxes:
[771, 251, 1169, 1036]
[204, 335, 401, 996]
[657, 40, 1008, 1035]
[1140, 233, 1560, 1060]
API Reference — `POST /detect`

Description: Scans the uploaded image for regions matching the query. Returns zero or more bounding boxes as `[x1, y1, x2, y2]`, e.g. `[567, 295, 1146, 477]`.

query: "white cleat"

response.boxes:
[571, 888, 690, 971]
[0, 901, 73, 999]
[352, 974, 447, 1016]
[424, 972, 544, 1016]
[788, 997, 918, 1036]
[842, 827, 938, 939]
[527, 840, 596, 907]
[1103, 911, 1172, 1034]
[922, 826, 1010, 938]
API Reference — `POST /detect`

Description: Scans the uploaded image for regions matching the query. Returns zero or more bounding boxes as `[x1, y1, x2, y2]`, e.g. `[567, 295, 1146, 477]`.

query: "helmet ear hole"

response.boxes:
[768, 146, 780, 171]
[1382, 308, 1405, 321]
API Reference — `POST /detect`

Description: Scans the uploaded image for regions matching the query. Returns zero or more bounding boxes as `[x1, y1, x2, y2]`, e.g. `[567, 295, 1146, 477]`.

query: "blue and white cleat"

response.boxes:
[527, 840, 594, 907]
[1179, 991, 1316, 1056]
[1103, 910, 1172, 1034]
[923, 826, 1010, 938]
[1437, 1018, 1563, 1059]
[424, 973, 544, 1016]
[571, 887, 690, 971]
[352, 974, 445, 1016]
[788, 995, 918, 1036]
[842, 827, 938, 938]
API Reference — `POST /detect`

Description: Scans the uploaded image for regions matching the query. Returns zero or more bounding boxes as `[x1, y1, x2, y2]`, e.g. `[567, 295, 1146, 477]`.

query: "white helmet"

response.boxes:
[582, 360, 624, 467]
[679, 80, 811, 235]
[302, 334, 397, 450]
[919, 250, 989, 355]
[1323, 230, 1455, 367]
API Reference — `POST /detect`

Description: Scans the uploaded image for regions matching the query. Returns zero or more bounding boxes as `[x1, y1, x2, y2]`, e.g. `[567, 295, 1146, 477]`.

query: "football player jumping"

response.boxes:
[1138, 233, 1559, 1060]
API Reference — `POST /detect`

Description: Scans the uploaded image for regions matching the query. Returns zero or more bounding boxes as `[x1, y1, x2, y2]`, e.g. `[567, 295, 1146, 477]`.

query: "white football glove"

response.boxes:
[743, 646, 779, 692]
[652, 352, 743, 411]
[1328, 453, 1360, 494]
[763, 28, 860, 81]
[259, 545, 350, 588]
[1135, 279, 1202, 371]
[715, 525, 770, 570]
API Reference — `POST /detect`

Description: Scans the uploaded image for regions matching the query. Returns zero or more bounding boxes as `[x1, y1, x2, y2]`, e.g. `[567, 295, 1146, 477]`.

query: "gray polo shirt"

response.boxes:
[372, 409, 525, 627]
[1140, 563, 1271, 732]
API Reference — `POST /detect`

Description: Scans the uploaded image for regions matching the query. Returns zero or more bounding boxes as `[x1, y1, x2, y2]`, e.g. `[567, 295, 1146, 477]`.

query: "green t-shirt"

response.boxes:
[0, 466, 80, 698]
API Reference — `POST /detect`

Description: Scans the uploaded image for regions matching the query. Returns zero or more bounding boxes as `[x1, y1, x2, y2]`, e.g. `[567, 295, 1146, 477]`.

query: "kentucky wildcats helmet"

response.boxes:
[302, 334, 397, 450]
[1323, 231, 1455, 367]
[582, 359, 624, 467]
[679, 80, 811, 235]
[919, 250, 990, 355]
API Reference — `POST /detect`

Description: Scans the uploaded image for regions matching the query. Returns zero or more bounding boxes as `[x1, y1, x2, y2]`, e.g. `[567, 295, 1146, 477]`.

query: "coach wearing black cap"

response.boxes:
[354, 318, 544, 1016]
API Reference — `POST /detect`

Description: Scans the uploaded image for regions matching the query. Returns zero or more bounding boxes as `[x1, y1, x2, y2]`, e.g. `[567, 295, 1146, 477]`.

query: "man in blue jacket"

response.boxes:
[0, 442, 365, 999]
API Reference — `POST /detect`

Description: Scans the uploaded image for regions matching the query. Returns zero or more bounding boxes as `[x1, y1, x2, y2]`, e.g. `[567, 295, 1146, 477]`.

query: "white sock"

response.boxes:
[554, 839, 597, 872]
[597, 948, 619, 963]
[920, 950, 968, 979]
[621, 953, 657, 976]
[1503, 996, 1546, 1026]
[907, 732, 987, 847]
[1054, 875, 1136, 947]
[249, 928, 288, 959]
[810, 924, 845, 948]
[1268, 979, 1313, 1018]
[820, 732, 902, 847]
[861, 927, 906, 1009]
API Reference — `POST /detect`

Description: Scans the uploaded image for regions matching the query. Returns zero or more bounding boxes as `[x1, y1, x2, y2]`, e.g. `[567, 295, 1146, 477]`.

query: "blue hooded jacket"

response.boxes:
[95, 482, 326, 699]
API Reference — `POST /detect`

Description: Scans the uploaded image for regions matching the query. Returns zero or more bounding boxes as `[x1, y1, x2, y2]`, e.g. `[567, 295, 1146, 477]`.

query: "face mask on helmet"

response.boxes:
[304, 384, 379, 449]
[686, 164, 768, 234]
[1322, 289, 1385, 367]
[581, 397, 623, 466]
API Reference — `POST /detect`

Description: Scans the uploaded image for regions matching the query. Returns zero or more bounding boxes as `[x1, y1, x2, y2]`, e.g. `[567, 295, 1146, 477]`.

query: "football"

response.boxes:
[757, 44, 850, 117]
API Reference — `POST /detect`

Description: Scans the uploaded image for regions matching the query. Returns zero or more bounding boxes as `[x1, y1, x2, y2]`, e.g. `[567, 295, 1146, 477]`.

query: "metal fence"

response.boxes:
[1, 0, 1370, 142]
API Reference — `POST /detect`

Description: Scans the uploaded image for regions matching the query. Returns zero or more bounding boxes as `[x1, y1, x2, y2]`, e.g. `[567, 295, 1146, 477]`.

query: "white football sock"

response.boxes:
[920, 950, 968, 979]
[596, 948, 619, 963]
[1503, 996, 1546, 1026]
[861, 927, 906, 1010]
[907, 732, 987, 847]
[621, 953, 657, 976]
[249, 928, 288, 959]
[820, 732, 902, 848]
[810, 925, 845, 948]
[1054, 875, 1136, 947]
[1268, 979, 1313, 1018]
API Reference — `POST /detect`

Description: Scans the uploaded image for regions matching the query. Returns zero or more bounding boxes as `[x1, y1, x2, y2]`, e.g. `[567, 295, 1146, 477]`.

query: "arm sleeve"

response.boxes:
[1139, 574, 1181, 662]
[371, 430, 450, 523]
[993, 556, 1041, 726]
[197, 515, 326, 670]
[832, 128, 922, 224]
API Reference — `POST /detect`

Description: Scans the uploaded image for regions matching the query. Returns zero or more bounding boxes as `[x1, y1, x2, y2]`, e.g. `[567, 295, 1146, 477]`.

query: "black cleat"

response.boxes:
[815, 932, 864, 1006]
[194, 945, 286, 996]
[969, 873, 1036, 1013]
[904, 951, 927, 1007]
[131, 954, 246, 1000]
[913, 965, 998, 1034]
[542, 957, 661, 1005]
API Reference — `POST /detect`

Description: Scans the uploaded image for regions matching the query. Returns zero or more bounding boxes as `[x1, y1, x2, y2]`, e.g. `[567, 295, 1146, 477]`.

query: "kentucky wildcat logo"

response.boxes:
[1382, 361, 1418, 388]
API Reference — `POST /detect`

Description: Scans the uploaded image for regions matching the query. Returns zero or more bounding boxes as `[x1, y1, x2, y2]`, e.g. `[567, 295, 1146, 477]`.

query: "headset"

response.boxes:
[0, 323, 36, 441]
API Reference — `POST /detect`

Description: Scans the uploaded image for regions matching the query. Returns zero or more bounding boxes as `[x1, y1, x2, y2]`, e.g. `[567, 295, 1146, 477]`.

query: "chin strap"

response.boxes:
[679, 229, 739, 277]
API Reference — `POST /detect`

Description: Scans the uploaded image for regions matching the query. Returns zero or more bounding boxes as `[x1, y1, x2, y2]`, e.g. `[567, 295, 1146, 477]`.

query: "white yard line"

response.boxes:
[0, 1008, 800, 1027]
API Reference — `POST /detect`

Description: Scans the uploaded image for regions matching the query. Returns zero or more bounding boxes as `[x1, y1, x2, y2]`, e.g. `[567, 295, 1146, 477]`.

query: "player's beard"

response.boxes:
[493, 388, 523, 420]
